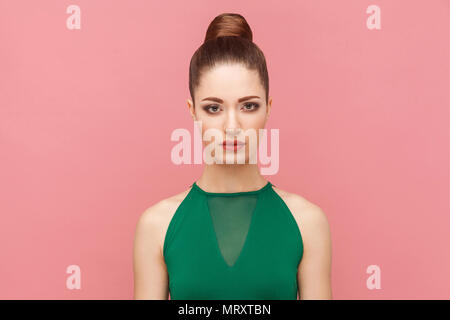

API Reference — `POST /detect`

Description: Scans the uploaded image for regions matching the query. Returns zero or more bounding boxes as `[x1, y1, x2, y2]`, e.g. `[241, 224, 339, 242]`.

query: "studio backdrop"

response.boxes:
[1, 0, 449, 299]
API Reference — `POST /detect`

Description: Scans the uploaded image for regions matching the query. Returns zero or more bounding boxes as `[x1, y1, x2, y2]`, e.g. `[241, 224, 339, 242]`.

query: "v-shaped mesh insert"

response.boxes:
[206, 194, 258, 267]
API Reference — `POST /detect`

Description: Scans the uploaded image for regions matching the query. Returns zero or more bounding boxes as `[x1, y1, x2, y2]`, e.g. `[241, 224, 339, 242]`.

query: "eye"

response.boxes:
[242, 102, 259, 112]
[203, 105, 221, 114]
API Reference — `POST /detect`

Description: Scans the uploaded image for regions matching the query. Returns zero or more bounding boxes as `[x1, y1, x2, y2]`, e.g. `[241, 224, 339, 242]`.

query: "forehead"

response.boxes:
[196, 63, 263, 100]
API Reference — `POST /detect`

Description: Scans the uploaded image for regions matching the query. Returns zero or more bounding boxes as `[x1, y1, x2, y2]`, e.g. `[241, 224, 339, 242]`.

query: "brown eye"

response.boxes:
[203, 105, 220, 114]
[242, 102, 259, 111]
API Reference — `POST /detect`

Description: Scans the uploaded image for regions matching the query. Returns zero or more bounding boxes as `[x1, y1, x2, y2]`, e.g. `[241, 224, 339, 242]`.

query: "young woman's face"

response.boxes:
[187, 63, 272, 165]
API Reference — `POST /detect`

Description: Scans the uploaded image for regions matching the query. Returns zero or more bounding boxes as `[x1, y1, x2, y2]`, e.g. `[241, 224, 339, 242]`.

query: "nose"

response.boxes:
[224, 108, 241, 138]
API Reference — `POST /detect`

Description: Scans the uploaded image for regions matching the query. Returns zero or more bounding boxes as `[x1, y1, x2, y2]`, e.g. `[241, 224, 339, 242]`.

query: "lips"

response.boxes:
[222, 140, 245, 146]
[222, 139, 245, 151]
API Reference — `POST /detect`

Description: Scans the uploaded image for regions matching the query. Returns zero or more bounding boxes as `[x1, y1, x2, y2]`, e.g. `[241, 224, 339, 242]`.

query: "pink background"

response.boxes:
[1, 0, 449, 299]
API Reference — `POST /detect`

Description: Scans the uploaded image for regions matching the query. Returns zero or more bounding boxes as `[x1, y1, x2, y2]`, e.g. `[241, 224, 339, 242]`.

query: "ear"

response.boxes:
[187, 98, 196, 121]
[265, 96, 272, 121]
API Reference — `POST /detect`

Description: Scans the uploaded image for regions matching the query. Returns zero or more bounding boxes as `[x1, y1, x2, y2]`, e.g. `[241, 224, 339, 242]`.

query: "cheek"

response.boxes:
[200, 124, 223, 145]
[242, 114, 266, 130]
[198, 114, 221, 126]
[197, 116, 221, 135]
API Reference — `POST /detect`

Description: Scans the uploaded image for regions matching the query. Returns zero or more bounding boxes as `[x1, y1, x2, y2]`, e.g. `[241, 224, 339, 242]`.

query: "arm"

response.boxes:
[133, 204, 169, 299]
[297, 204, 333, 299]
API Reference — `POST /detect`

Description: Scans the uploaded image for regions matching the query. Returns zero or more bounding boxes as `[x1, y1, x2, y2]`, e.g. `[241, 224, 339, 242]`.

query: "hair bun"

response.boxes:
[204, 13, 253, 43]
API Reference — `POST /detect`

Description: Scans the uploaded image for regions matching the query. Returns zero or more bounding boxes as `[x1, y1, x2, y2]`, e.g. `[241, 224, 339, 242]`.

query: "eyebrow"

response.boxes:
[201, 95, 260, 103]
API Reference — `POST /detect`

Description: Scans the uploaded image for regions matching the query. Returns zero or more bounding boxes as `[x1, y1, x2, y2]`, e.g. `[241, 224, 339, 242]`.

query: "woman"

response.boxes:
[133, 13, 332, 300]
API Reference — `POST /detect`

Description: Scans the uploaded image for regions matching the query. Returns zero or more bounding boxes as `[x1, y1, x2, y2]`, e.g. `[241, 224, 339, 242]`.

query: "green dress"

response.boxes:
[163, 180, 304, 300]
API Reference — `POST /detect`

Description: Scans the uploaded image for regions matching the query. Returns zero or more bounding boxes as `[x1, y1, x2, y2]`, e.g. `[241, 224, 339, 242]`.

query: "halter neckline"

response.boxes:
[191, 181, 272, 196]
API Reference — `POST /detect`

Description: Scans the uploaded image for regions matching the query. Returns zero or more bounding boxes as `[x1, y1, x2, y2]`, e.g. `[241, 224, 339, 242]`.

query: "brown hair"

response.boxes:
[189, 13, 269, 106]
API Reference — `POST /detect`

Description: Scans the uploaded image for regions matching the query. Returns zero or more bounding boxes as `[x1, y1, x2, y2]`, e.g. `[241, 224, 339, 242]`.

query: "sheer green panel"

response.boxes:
[206, 195, 258, 267]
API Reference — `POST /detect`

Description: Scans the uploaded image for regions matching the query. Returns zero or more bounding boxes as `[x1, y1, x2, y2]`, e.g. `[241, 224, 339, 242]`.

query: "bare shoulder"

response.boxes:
[134, 186, 192, 254]
[137, 187, 191, 226]
[271, 185, 330, 237]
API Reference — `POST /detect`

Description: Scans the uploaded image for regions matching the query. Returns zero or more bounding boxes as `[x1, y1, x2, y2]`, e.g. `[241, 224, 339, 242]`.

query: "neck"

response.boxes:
[196, 163, 268, 193]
